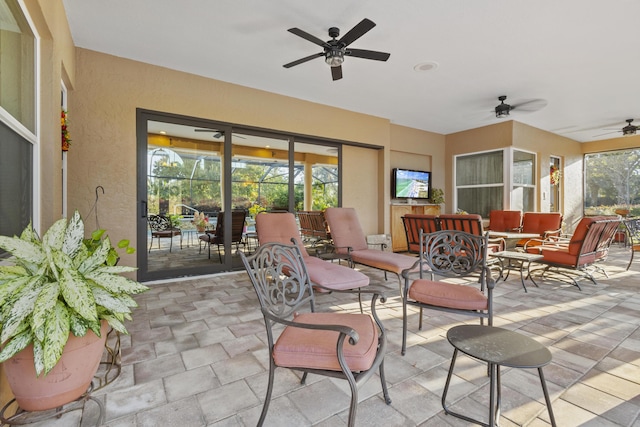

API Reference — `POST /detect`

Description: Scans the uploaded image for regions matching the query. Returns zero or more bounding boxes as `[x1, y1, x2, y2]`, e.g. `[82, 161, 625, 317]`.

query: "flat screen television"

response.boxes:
[392, 168, 431, 200]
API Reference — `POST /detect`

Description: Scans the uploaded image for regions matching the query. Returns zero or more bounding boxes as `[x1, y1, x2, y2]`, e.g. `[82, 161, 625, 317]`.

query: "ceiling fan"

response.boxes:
[494, 95, 548, 118]
[194, 129, 245, 139]
[283, 18, 390, 81]
[594, 119, 640, 137]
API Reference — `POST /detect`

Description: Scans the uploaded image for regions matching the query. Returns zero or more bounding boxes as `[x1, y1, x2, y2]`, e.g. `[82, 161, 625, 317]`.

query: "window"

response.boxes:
[511, 150, 536, 213]
[585, 149, 640, 215]
[0, 0, 35, 253]
[455, 150, 504, 217]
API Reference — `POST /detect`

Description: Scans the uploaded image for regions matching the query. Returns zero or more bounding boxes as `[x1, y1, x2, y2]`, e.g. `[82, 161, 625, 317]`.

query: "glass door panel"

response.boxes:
[512, 150, 536, 212]
[294, 142, 339, 211]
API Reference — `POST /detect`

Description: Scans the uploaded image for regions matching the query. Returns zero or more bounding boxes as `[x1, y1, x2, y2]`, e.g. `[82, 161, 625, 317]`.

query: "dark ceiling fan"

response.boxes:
[283, 18, 390, 81]
[494, 95, 548, 118]
[194, 129, 245, 139]
[594, 119, 640, 137]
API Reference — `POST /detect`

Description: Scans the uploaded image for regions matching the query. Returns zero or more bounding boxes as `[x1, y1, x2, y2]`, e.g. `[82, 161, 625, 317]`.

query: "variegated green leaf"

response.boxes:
[101, 314, 127, 334]
[78, 237, 110, 275]
[0, 330, 32, 363]
[42, 302, 70, 375]
[60, 268, 97, 323]
[69, 312, 89, 337]
[19, 222, 39, 243]
[86, 272, 149, 295]
[33, 337, 45, 376]
[0, 236, 45, 266]
[92, 287, 131, 314]
[61, 211, 84, 258]
[0, 276, 31, 312]
[41, 217, 68, 252]
[0, 265, 28, 279]
[51, 248, 74, 272]
[31, 281, 60, 342]
[0, 277, 41, 343]
[96, 265, 137, 274]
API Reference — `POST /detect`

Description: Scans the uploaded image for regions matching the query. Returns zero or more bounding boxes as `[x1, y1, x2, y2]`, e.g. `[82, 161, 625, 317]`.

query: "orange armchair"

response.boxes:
[488, 210, 522, 232]
[516, 212, 563, 248]
[525, 216, 620, 289]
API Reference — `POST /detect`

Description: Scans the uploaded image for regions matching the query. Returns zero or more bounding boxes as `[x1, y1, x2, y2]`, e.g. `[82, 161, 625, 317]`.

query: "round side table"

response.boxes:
[442, 324, 556, 427]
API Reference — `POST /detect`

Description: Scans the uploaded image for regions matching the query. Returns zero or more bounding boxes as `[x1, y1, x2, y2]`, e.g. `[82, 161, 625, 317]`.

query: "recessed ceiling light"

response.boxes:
[413, 61, 439, 72]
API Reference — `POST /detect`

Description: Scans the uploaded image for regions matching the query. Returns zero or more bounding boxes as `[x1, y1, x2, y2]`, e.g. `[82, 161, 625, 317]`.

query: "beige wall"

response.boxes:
[67, 48, 446, 268]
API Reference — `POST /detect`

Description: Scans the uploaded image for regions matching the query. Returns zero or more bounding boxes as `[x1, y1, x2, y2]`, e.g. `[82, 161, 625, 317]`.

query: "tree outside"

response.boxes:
[585, 148, 640, 216]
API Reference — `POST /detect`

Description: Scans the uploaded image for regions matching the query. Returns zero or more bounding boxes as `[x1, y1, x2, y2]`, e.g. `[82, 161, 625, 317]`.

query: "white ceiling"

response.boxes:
[62, 0, 640, 143]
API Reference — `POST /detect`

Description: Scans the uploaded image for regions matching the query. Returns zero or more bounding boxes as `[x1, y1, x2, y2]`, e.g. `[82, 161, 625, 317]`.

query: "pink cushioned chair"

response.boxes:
[324, 207, 421, 297]
[401, 229, 495, 355]
[255, 212, 369, 294]
[240, 242, 391, 426]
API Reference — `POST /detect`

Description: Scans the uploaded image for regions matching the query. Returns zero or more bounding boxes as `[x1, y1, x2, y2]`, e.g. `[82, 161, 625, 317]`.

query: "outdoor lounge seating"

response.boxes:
[401, 214, 439, 253]
[401, 229, 494, 355]
[524, 216, 620, 289]
[255, 212, 369, 308]
[624, 217, 640, 270]
[487, 209, 522, 232]
[148, 214, 182, 252]
[239, 242, 391, 426]
[324, 207, 420, 297]
[515, 212, 563, 248]
[297, 210, 332, 247]
[198, 210, 246, 261]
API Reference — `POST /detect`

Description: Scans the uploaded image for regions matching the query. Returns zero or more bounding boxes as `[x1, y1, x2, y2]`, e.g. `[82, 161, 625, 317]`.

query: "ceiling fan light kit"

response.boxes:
[495, 95, 511, 118]
[284, 18, 390, 81]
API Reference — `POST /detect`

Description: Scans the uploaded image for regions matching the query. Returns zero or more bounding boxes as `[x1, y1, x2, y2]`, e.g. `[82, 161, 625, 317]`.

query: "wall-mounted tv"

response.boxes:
[392, 168, 431, 200]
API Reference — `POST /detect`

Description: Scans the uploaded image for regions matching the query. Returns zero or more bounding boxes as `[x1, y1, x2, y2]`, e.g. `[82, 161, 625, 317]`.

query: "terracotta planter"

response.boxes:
[3, 321, 108, 411]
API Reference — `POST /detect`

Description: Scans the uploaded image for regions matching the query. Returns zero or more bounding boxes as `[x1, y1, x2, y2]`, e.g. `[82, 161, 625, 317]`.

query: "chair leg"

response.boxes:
[378, 360, 392, 405]
[148, 236, 153, 253]
[627, 249, 635, 271]
[257, 360, 276, 427]
[344, 371, 359, 427]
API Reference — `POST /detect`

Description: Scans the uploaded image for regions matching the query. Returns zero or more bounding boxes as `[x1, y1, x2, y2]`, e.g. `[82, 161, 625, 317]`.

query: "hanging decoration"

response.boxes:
[61, 110, 71, 151]
[550, 165, 560, 186]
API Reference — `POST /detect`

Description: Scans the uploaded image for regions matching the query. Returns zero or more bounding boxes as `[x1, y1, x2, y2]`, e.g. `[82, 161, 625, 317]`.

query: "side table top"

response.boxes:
[447, 325, 551, 368]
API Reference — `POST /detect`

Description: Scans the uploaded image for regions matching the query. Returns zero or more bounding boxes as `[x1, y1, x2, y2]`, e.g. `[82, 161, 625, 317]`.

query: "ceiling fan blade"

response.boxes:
[511, 99, 548, 112]
[283, 52, 324, 68]
[331, 65, 343, 81]
[338, 18, 375, 47]
[346, 48, 390, 61]
[287, 28, 329, 48]
[593, 130, 621, 137]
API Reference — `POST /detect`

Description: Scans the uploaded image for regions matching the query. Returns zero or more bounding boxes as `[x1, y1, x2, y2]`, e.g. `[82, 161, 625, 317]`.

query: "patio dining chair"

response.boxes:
[198, 210, 246, 261]
[239, 242, 391, 426]
[401, 229, 494, 355]
[624, 217, 640, 270]
[147, 214, 182, 252]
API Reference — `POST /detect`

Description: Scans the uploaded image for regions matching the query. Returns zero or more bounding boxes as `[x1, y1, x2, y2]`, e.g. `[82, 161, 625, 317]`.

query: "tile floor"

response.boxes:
[25, 246, 640, 426]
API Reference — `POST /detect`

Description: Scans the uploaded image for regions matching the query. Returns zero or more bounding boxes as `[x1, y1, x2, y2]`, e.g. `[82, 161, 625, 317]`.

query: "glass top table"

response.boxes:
[489, 250, 544, 292]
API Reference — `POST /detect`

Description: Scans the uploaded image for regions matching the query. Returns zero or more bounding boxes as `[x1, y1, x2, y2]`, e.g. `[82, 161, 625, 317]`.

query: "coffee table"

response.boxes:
[489, 250, 543, 292]
[488, 231, 540, 250]
[443, 325, 556, 427]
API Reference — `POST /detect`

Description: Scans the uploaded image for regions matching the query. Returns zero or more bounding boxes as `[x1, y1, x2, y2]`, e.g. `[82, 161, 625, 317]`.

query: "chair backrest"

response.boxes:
[256, 212, 309, 256]
[488, 210, 522, 232]
[324, 207, 368, 253]
[297, 211, 331, 241]
[402, 214, 439, 253]
[568, 216, 620, 257]
[521, 212, 563, 235]
[419, 229, 489, 279]
[438, 214, 484, 236]
[148, 214, 173, 232]
[240, 242, 314, 319]
[212, 210, 246, 243]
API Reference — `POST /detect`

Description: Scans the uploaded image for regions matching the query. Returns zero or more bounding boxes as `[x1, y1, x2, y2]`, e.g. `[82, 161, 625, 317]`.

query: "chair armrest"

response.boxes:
[264, 310, 360, 345]
[488, 237, 506, 251]
[542, 228, 562, 239]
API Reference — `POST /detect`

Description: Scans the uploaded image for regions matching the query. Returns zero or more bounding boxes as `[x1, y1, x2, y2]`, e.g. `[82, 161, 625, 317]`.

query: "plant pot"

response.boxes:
[3, 321, 108, 412]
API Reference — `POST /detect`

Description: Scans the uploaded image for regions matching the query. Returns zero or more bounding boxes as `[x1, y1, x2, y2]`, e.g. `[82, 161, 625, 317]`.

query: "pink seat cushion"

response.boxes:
[273, 312, 378, 372]
[350, 249, 418, 274]
[304, 257, 369, 291]
[409, 279, 488, 311]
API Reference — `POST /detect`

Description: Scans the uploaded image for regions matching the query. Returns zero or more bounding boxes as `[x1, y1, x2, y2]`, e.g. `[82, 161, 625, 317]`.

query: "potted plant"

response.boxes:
[0, 211, 148, 411]
[430, 188, 445, 205]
